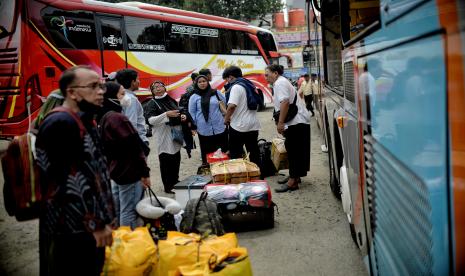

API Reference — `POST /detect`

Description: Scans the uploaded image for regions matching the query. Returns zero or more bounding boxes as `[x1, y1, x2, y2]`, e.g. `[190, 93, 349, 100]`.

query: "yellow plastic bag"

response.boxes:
[175, 247, 253, 276]
[157, 231, 238, 276]
[101, 226, 157, 276]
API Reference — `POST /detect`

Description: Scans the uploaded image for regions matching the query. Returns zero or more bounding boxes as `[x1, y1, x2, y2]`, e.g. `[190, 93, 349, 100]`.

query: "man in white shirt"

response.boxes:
[222, 66, 261, 164]
[265, 64, 310, 193]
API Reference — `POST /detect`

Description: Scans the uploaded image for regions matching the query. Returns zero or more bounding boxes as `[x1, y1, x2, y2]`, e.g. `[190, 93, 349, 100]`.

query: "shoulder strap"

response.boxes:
[47, 106, 87, 138]
[151, 98, 162, 110]
[215, 91, 222, 102]
[182, 194, 204, 233]
[292, 92, 297, 105]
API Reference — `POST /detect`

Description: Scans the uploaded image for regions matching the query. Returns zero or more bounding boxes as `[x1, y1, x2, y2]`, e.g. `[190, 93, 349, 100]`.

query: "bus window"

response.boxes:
[220, 30, 234, 54]
[165, 23, 207, 53]
[321, 0, 343, 89]
[42, 8, 98, 49]
[341, 0, 380, 42]
[0, 0, 16, 39]
[99, 17, 124, 51]
[197, 35, 220, 54]
[226, 31, 259, 55]
[257, 31, 278, 56]
[125, 17, 166, 52]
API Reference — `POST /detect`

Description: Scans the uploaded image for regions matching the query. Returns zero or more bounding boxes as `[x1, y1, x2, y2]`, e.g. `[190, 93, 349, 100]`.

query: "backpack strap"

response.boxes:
[47, 106, 87, 138]
[181, 194, 204, 233]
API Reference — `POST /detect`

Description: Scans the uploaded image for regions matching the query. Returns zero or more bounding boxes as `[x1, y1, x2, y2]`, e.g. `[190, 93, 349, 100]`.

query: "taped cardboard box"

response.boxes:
[210, 159, 260, 184]
[271, 138, 288, 170]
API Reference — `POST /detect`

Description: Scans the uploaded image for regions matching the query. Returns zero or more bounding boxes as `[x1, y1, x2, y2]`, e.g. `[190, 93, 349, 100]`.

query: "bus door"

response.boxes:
[95, 15, 127, 77]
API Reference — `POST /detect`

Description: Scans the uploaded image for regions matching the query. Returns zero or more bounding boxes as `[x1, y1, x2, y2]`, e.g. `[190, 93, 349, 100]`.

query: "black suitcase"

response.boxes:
[218, 202, 275, 232]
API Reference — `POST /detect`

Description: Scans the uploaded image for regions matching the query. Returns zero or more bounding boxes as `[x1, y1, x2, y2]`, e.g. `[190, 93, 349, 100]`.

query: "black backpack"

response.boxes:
[180, 192, 225, 236]
[257, 139, 277, 179]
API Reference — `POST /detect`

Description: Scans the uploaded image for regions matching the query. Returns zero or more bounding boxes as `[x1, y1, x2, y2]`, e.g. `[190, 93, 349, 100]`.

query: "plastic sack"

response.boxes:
[175, 247, 253, 276]
[207, 149, 229, 164]
[205, 181, 272, 208]
[101, 226, 157, 276]
[156, 231, 238, 276]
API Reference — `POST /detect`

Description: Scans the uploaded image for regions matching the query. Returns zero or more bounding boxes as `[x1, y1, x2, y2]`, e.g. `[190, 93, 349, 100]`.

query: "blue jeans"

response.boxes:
[111, 180, 144, 229]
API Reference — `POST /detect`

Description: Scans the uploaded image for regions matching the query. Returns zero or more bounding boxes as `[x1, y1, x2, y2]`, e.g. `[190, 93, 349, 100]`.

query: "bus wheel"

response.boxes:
[327, 131, 341, 199]
[349, 223, 358, 246]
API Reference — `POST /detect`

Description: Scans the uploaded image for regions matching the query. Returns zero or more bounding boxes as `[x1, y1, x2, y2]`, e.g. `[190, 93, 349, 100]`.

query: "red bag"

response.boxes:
[1, 107, 86, 221]
[206, 151, 229, 164]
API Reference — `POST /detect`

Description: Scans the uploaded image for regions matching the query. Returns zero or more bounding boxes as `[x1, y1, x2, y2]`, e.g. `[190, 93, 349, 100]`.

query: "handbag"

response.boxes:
[141, 187, 177, 241]
[171, 127, 184, 144]
[272, 93, 298, 124]
[215, 92, 227, 116]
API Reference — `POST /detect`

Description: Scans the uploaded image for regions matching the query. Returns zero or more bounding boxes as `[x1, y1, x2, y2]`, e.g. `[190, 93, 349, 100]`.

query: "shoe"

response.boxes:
[278, 175, 289, 184]
[274, 184, 299, 193]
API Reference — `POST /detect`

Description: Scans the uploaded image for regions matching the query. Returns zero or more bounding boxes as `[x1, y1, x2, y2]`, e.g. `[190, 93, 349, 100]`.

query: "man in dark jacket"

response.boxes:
[36, 66, 115, 275]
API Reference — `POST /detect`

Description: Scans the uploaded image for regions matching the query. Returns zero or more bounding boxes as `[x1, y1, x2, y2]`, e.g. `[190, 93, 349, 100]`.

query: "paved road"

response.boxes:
[0, 108, 367, 275]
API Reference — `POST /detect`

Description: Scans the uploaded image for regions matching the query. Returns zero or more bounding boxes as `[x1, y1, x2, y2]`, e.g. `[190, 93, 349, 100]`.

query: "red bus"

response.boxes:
[0, 0, 280, 137]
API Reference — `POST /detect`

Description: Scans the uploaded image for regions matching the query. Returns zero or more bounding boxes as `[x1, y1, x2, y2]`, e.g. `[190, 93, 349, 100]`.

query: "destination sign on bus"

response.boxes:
[171, 24, 219, 37]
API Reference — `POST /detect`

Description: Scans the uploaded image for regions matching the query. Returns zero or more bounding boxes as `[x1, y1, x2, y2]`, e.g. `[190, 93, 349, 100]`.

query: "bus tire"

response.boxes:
[327, 125, 341, 199]
[349, 223, 358, 246]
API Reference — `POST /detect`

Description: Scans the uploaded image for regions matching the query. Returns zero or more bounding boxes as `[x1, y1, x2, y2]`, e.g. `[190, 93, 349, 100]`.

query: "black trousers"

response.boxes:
[40, 230, 104, 276]
[229, 127, 259, 165]
[158, 151, 181, 192]
[198, 131, 228, 164]
[304, 94, 314, 113]
[284, 123, 311, 178]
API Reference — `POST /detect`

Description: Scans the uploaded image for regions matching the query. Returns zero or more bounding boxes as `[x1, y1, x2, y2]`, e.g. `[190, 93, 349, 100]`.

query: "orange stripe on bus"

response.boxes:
[437, 0, 465, 274]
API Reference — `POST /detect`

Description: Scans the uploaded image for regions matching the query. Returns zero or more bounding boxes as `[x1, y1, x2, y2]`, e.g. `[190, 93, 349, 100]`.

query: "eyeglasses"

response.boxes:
[70, 82, 106, 91]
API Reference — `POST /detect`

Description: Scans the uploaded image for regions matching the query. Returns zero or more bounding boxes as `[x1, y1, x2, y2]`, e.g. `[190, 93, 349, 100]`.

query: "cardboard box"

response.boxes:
[210, 159, 261, 184]
[271, 138, 288, 170]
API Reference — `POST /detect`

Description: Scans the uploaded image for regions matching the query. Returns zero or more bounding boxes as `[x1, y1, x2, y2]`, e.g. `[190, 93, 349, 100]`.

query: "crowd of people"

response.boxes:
[34, 64, 312, 275]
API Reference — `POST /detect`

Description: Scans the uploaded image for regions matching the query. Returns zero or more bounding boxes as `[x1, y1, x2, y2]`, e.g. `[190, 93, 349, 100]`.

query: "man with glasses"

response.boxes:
[36, 66, 115, 275]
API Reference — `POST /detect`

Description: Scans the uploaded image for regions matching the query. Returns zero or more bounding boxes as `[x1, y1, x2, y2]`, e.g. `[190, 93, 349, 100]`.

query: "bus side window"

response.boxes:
[341, 0, 380, 42]
[42, 8, 98, 50]
[322, 0, 343, 89]
[221, 30, 234, 54]
[99, 18, 124, 51]
[125, 17, 166, 52]
[197, 35, 220, 54]
[165, 23, 199, 53]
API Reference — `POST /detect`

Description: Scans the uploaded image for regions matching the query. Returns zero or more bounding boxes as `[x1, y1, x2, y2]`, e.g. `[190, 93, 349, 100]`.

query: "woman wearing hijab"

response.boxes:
[188, 75, 228, 165]
[98, 82, 151, 228]
[146, 81, 186, 194]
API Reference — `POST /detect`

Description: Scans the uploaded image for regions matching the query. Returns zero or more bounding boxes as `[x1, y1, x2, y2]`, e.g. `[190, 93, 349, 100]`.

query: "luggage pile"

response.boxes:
[102, 228, 253, 276]
[119, 143, 280, 275]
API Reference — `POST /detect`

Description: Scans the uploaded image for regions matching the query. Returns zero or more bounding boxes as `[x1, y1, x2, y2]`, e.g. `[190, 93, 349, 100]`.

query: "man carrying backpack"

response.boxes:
[222, 66, 261, 164]
[35, 66, 115, 276]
